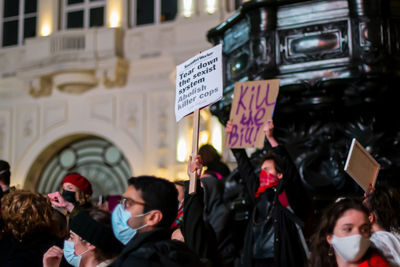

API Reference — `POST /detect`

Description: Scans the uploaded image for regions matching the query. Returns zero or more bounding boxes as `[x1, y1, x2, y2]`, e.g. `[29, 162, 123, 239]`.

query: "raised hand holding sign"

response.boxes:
[175, 45, 223, 193]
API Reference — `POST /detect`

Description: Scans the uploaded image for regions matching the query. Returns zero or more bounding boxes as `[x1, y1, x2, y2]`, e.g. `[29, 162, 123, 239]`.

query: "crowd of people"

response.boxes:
[0, 119, 399, 267]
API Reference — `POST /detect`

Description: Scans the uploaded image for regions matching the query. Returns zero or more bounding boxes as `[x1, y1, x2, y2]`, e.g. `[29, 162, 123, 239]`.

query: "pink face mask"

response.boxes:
[254, 170, 279, 198]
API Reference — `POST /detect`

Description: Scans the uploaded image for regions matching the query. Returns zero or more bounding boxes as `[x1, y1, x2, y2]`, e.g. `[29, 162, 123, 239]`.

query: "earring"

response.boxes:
[328, 245, 334, 256]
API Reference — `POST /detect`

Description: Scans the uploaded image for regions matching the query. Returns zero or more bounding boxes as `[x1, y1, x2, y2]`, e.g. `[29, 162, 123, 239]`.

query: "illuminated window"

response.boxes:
[129, 0, 177, 27]
[0, 0, 37, 47]
[176, 109, 223, 162]
[62, 0, 105, 29]
[205, 0, 217, 14]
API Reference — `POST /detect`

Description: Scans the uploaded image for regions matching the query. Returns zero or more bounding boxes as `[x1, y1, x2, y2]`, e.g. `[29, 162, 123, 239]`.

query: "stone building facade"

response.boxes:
[0, 0, 238, 198]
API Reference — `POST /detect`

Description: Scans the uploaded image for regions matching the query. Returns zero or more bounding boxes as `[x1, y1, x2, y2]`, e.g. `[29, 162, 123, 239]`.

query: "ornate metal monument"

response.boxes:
[207, 0, 400, 196]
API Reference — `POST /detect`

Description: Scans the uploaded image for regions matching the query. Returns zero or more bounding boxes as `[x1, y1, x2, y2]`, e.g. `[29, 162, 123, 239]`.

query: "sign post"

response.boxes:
[189, 109, 200, 193]
[175, 44, 223, 193]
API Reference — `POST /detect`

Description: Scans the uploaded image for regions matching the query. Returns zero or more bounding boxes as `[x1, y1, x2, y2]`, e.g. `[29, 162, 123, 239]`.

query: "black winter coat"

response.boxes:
[0, 231, 63, 267]
[181, 180, 225, 266]
[232, 145, 308, 267]
[109, 228, 204, 267]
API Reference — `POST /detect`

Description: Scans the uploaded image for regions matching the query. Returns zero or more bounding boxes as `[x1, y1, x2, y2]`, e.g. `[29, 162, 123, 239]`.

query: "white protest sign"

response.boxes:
[175, 44, 223, 122]
[344, 138, 380, 191]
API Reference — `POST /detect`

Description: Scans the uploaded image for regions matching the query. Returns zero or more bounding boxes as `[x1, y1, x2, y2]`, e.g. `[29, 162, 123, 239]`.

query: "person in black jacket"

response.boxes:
[198, 144, 231, 179]
[109, 176, 203, 267]
[226, 120, 309, 267]
[179, 155, 227, 267]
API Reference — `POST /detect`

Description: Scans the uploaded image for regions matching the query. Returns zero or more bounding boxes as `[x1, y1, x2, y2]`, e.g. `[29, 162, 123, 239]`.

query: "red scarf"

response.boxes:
[254, 170, 279, 198]
[171, 203, 184, 230]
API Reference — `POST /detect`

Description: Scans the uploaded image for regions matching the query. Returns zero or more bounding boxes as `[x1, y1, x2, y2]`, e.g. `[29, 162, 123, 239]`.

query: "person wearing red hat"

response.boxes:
[48, 173, 93, 215]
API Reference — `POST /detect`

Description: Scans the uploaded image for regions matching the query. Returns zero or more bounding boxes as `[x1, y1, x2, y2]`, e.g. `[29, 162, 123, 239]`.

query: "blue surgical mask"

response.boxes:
[112, 204, 137, 245]
[111, 203, 150, 245]
[63, 240, 90, 267]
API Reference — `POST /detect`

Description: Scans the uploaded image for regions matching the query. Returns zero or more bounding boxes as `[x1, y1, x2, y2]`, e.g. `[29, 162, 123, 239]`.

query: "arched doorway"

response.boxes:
[26, 135, 131, 202]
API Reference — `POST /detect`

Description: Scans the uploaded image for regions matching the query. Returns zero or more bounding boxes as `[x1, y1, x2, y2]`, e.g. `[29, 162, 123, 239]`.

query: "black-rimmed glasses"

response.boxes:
[120, 196, 145, 209]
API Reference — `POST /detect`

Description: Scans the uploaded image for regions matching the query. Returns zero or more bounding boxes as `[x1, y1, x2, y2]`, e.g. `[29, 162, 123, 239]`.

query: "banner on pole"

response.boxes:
[226, 79, 280, 148]
[175, 44, 223, 122]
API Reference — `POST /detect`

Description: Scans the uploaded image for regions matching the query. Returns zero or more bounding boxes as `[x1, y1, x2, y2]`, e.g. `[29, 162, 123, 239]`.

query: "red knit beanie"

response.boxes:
[62, 173, 93, 195]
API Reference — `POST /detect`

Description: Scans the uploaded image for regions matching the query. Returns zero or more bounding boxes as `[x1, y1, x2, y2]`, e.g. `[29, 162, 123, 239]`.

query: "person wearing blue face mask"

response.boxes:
[111, 200, 150, 245]
[43, 208, 122, 267]
[109, 176, 204, 267]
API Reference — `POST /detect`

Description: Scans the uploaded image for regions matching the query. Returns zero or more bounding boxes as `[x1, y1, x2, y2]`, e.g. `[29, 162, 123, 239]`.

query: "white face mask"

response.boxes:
[331, 234, 370, 262]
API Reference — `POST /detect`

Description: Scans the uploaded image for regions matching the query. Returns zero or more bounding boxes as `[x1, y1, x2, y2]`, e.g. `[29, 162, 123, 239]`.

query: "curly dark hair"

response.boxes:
[1, 190, 54, 240]
[364, 185, 400, 232]
[309, 198, 370, 267]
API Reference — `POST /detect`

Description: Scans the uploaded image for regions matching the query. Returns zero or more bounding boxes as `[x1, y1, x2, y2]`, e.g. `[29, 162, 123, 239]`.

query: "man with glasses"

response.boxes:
[109, 176, 203, 267]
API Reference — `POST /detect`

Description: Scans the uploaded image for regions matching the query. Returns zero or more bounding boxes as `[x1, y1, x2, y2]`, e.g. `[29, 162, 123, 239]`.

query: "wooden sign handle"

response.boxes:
[189, 109, 200, 194]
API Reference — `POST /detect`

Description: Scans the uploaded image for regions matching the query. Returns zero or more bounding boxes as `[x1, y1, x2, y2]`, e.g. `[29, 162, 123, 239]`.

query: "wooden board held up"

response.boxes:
[226, 79, 280, 148]
[344, 138, 380, 191]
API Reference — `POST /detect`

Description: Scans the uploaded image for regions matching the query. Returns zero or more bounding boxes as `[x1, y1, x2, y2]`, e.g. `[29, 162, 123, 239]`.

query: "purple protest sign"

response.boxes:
[226, 80, 280, 148]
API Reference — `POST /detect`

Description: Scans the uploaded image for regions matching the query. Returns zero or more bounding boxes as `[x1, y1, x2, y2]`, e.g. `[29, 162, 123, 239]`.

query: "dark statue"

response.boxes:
[207, 0, 400, 199]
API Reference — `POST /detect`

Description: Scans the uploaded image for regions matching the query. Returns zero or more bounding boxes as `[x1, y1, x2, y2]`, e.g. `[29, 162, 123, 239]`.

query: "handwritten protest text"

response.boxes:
[226, 80, 280, 148]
